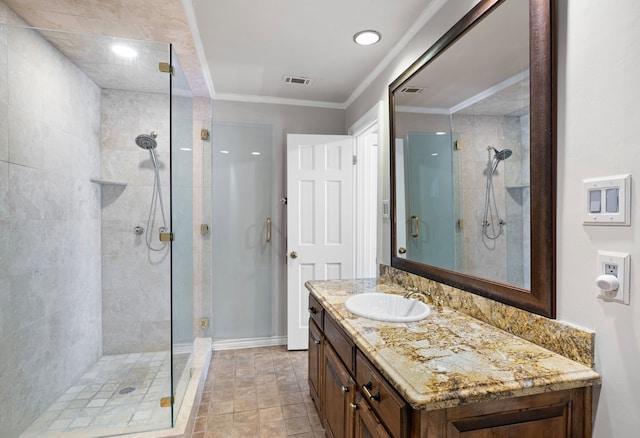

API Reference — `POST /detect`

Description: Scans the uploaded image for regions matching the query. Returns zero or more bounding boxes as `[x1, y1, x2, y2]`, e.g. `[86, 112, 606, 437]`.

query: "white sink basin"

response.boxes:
[344, 293, 430, 323]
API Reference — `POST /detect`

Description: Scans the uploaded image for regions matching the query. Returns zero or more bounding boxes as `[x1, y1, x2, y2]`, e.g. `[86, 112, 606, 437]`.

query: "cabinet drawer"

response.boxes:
[308, 294, 323, 329]
[356, 350, 408, 438]
[324, 313, 355, 374]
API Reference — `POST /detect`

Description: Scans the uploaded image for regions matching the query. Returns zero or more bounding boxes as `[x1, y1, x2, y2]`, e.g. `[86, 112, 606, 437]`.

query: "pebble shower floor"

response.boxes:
[21, 350, 189, 438]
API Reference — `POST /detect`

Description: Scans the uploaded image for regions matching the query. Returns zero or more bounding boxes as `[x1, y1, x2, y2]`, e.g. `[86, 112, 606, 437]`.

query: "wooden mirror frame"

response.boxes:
[389, 0, 556, 318]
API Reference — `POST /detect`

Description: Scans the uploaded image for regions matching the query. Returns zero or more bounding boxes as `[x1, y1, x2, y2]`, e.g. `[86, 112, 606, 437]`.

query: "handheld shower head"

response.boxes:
[135, 133, 158, 150]
[492, 147, 512, 161]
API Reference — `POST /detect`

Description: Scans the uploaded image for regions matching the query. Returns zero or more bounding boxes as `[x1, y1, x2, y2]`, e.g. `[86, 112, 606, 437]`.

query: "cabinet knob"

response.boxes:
[314, 339, 321, 345]
[308, 306, 317, 314]
[350, 403, 358, 410]
[341, 385, 350, 394]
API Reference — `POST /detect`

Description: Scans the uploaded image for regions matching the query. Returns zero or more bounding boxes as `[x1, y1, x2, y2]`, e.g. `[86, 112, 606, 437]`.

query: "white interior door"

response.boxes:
[286, 134, 354, 350]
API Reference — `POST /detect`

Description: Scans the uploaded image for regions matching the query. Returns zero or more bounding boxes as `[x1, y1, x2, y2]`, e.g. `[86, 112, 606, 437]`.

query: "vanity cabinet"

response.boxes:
[354, 392, 391, 438]
[413, 387, 592, 437]
[309, 294, 594, 438]
[309, 319, 324, 415]
[356, 350, 408, 438]
[308, 294, 325, 414]
[324, 342, 356, 438]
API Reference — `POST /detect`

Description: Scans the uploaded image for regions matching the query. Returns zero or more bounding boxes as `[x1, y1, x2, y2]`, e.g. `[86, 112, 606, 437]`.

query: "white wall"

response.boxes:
[346, 0, 640, 436]
[557, 1, 640, 436]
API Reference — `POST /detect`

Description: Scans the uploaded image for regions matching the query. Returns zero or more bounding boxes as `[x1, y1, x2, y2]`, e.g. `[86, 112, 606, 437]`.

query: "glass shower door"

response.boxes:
[405, 132, 457, 269]
[169, 45, 193, 425]
[211, 122, 274, 343]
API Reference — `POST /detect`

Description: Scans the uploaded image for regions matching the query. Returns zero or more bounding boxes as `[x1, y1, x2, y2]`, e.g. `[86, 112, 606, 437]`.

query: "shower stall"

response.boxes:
[0, 20, 194, 438]
[206, 122, 284, 349]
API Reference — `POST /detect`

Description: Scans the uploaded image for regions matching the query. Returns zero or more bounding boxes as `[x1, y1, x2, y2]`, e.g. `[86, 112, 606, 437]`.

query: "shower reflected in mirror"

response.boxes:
[482, 146, 512, 242]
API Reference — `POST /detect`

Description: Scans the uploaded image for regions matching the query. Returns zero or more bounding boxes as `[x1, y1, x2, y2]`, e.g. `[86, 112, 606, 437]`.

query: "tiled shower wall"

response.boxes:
[450, 114, 526, 283]
[100, 89, 171, 354]
[0, 5, 103, 436]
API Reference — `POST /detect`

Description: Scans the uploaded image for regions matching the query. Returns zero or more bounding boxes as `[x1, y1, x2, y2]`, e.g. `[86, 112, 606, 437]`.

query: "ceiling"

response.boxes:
[3, 0, 440, 107]
[190, 0, 437, 107]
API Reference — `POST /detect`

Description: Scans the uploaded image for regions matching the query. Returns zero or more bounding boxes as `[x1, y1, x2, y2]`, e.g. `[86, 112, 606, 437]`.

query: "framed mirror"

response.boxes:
[389, 0, 556, 317]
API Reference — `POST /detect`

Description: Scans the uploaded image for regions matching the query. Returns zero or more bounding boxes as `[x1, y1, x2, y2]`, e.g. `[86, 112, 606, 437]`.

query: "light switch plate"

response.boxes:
[583, 174, 631, 225]
[597, 250, 630, 304]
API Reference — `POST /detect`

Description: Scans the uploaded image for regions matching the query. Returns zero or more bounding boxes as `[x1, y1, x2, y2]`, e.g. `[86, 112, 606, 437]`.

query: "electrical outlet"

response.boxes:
[597, 251, 630, 304]
[604, 263, 618, 277]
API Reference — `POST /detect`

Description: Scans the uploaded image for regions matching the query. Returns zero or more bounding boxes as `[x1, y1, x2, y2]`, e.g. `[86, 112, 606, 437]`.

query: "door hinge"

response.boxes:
[158, 62, 175, 76]
[352, 155, 357, 165]
[159, 232, 175, 242]
[160, 394, 174, 408]
[454, 140, 462, 150]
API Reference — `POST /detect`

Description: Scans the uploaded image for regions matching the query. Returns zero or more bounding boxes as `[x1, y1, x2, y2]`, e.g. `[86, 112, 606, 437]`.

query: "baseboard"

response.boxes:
[211, 335, 287, 351]
[173, 342, 194, 355]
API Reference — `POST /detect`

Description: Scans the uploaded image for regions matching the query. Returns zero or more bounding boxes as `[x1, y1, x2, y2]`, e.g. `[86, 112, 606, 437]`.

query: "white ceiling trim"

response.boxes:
[342, 0, 449, 109]
[213, 93, 347, 110]
[395, 105, 450, 115]
[449, 70, 530, 114]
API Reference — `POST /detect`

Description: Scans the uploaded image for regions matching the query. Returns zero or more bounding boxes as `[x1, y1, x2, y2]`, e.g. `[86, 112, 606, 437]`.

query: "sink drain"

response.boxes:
[119, 387, 135, 394]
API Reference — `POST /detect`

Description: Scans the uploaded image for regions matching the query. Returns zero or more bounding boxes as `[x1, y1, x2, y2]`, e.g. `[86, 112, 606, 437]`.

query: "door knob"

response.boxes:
[290, 251, 298, 259]
[398, 247, 407, 254]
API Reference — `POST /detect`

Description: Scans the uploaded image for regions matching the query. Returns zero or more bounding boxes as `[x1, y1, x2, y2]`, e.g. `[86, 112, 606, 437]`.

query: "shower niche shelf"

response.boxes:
[90, 178, 127, 187]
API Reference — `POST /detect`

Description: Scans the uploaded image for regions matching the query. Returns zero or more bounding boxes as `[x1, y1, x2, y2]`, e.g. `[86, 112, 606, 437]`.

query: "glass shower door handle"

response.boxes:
[266, 217, 271, 243]
[410, 215, 419, 238]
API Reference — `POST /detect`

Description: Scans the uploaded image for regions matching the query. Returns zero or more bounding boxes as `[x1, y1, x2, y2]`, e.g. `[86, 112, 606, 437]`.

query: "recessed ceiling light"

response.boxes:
[180, 148, 192, 151]
[111, 44, 137, 58]
[220, 150, 230, 154]
[251, 152, 261, 156]
[353, 30, 381, 46]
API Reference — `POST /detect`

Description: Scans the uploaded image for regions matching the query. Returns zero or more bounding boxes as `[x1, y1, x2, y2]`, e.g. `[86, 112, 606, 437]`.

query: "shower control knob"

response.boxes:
[133, 226, 144, 235]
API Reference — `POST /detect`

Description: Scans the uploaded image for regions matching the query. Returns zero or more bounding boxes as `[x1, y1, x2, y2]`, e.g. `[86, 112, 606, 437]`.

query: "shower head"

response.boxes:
[492, 147, 512, 161]
[135, 133, 158, 150]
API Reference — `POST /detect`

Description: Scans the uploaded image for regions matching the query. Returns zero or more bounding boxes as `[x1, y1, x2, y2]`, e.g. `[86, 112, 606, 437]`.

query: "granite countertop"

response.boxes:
[306, 278, 601, 411]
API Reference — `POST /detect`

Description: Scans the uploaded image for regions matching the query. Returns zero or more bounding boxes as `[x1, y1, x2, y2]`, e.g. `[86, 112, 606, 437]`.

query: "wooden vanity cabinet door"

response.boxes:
[309, 319, 324, 416]
[355, 393, 392, 438]
[324, 343, 356, 438]
[416, 387, 591, 438]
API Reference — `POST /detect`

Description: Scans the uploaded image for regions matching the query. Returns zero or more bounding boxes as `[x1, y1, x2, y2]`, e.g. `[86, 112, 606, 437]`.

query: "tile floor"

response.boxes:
[192, 346, 324, 438]
[21, 351, 189, 438]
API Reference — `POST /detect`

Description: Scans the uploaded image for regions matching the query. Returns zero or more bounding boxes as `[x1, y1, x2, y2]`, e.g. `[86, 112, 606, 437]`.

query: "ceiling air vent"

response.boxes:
[399, 86, 425, 94]
[283, 75, 312, 86]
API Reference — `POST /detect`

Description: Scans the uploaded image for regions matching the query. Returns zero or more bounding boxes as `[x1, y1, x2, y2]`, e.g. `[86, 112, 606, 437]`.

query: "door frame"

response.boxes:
[349, 102, 382, 278]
